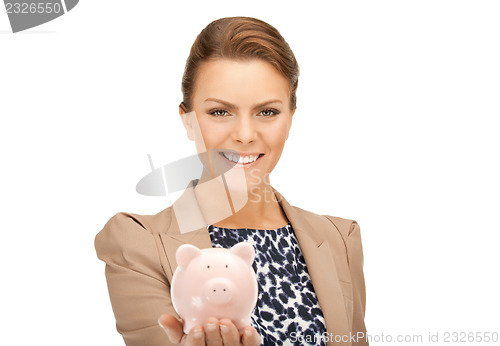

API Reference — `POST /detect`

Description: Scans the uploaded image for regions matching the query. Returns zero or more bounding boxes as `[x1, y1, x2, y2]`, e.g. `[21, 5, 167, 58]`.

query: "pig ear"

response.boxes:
[229, 242, 255, 266]
[176, 244, 202, 270]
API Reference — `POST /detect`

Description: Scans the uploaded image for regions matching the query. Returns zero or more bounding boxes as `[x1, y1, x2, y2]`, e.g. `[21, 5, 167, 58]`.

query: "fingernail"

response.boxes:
[220, 324, 229, 333]
[245, 329, 252, 337]
[158, 318, 165, 329]
[193, 327, 203, 339]
[206, 323, 217, 331]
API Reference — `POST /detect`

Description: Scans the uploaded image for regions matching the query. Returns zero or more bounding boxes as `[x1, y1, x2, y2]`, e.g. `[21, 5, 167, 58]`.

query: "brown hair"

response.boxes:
[180, 16, 299, 112]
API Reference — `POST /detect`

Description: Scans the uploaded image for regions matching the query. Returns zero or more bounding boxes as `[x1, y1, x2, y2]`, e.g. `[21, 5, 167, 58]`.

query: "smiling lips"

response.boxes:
[218, 151, 264, 165]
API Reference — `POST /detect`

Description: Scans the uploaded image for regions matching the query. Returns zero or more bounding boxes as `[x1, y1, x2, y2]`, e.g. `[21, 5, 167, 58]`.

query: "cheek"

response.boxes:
[196, 118, 226, 147]
[264, 123, 289, 151]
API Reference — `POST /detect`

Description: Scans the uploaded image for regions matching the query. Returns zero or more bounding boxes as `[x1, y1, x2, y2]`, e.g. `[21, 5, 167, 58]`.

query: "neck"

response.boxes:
[194, 170, 288, 229]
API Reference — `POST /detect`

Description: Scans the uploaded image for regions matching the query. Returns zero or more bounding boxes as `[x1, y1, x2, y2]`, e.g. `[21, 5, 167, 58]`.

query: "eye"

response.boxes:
[208, 109, 230, 117]
[207, 265, 210, 269]
[225, 264, 228, 268]
[259, 109, 280, 117]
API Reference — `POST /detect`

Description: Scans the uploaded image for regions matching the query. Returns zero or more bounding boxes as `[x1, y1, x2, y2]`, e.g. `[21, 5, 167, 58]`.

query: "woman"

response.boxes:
[95, 16, 368, 346]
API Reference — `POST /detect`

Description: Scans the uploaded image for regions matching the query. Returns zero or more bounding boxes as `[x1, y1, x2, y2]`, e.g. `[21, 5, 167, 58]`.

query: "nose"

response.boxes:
[204, 278, 233, 305]
[232, 114, 257, 144]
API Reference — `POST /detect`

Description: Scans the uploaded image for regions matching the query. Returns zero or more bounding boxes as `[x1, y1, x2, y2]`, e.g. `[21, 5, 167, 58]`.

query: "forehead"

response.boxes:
[192, 58, 290, 105]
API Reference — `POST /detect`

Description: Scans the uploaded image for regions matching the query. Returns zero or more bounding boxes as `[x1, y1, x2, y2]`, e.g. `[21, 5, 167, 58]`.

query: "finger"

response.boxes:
[219, 319, 240, 346]
[185, 325, 205, 346]
[203, 317, 223, 346]
[158, 314, 184, 344]
[241, 326, 261, 346]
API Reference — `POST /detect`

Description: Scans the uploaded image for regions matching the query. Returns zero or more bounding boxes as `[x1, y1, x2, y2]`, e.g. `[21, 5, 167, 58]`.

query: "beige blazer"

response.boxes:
[95, 180, 368, 346]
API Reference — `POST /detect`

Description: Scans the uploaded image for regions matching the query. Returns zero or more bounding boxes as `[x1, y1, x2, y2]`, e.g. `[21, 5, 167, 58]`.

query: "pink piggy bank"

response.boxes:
[171, 242, 258, 334]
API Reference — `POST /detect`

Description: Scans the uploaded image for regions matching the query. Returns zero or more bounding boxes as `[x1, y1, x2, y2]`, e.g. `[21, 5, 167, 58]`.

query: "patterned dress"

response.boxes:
[207, 222, 327, 346]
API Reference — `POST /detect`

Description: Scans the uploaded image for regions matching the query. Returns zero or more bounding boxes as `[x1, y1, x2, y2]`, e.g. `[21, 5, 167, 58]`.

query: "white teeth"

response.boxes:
[221, 152, 260, 164]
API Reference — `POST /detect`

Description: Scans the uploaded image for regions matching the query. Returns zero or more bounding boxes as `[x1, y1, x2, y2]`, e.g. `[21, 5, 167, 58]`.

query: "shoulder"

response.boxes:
[95, 207, 173, 239]
[323, 214, 360, 243]
[94, 212, 150, 247]
[94, 207, 173, 266]
[293, 204, 357, 234]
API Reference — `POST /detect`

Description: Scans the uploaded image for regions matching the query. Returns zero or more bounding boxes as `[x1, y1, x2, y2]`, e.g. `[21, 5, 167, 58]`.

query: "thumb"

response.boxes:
[158, 314, 184, 344]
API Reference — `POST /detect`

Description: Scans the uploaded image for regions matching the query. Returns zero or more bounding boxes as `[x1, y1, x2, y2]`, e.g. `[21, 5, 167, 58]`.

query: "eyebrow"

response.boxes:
[204, 98, 282, 110]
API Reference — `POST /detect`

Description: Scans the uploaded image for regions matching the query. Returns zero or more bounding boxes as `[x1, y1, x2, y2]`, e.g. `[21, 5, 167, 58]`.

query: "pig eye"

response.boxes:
[207, 265, 210, 269]
[225, 264, 228, 268]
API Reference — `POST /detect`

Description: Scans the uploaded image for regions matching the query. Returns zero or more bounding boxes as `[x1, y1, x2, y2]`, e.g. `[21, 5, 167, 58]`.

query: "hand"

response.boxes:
[158, 314, 261, 346]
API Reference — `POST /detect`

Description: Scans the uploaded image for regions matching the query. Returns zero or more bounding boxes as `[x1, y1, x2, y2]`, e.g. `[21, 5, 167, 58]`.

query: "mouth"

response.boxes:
[218, 151, 264, 168]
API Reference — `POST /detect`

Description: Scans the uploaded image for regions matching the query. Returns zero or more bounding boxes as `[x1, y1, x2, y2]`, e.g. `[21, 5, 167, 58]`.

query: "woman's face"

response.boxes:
[180, 58, 295, 188]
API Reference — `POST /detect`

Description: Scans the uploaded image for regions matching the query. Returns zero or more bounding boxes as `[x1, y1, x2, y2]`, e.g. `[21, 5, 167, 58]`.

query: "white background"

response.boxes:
[1, 1, 499, 345]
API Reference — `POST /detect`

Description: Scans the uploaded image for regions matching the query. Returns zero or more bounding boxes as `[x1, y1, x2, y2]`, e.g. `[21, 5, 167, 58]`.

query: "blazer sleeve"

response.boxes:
[346, 220, 368, 345]
[95, 213, 178, 346]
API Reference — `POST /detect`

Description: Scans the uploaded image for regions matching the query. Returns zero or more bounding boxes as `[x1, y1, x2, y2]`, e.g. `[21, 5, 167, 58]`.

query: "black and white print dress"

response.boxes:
[207, 222, 327, 346]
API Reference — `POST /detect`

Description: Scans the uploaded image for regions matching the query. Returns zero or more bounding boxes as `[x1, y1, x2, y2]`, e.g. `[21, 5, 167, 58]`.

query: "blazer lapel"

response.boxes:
[159, 179, 212, 271]
[160, 180, 350, 344]
[272, 188, 351, 345]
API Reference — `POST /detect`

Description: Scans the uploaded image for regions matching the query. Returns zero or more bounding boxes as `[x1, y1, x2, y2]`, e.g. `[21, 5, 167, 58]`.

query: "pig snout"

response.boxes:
[203, 278, 235, 305]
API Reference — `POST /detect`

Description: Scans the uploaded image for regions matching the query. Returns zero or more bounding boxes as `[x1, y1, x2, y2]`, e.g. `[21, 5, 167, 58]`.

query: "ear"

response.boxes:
[285, 108, 295, 141]
[179, 107, 195, 141]
[176, 244, 202, 270]
[229, 242, 255, 266]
